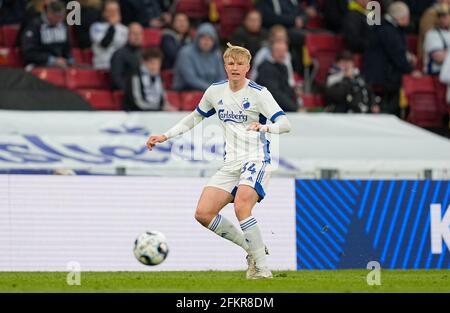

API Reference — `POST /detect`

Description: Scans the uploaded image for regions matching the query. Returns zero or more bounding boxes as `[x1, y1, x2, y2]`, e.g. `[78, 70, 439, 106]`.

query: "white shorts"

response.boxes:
[206, 160, 272, 202]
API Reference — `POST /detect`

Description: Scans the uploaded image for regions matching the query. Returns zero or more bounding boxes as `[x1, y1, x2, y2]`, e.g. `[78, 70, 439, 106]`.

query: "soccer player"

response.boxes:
[146, 43, 291, 279]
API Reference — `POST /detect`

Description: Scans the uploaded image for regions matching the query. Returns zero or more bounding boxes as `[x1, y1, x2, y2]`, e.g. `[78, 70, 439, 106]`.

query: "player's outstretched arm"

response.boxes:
[247, 115, 291, 134]
[146, 110, 205, 151]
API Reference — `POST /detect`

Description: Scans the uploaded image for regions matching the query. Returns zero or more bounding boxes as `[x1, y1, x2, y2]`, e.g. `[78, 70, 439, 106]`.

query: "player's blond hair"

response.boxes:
[223, 43, 252, 64]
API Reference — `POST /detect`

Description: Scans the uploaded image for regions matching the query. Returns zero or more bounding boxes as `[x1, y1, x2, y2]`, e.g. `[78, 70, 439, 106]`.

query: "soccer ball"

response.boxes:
[133, 231, 169, 266]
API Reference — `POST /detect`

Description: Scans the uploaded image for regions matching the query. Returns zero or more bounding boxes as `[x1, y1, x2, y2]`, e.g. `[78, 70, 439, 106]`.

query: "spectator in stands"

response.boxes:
[73, 0, 102, 49]
[172, 23, 225, 91]
[256, 40, 300, 112]
[0, 0, 27, 25]
[402, 0, 435, 33]
[160, 12, 191, 70]
[323, 0, 349, 32]
[256, 0, 306, 74]
[342, 0, 371, 53]
[257, 0, 307, 29]
[231, 10, 268, 59]
[16, 0, 53, 47]
[423, 3, 450, 75]
[363, 1, 420, 115]
[119, 0, 171, 28]
[251, 25, 295, 87]
[21, 0, 73, 68]
[325, 51, 379, 113]
[90, 0, 128, 70]
[124, 47, 168, 111]
[110, 22, 143, 90]
[418, 0, 450, 58]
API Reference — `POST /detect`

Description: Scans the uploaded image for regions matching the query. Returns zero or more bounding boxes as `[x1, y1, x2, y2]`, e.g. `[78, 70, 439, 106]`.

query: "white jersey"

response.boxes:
[196, 79, 286, 164]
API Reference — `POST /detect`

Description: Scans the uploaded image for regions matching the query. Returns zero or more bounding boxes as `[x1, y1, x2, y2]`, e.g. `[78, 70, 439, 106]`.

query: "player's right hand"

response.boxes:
[146, 135, 168, 151]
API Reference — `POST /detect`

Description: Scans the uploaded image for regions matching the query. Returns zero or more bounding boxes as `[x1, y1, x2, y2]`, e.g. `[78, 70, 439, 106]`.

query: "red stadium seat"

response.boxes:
[0, 29, 4, 46]
[67, 68, 110, 89]
[0, 47, 23, 67]
[407, 34, 418, 55]
[161, 69, 174, 90]
[175, 0, 209, 19]
[301, 93, 325, 109]
[305, 33, 344, 85]
[82, 48, 93, 66]
[180, 91, 203, 111]
[403, 75, 447, 128]
[68, 26, 79, 48]
[166, 91, 181, 110]
[216, 0, 253, 39]
[143, 28, 162, 47]
[31, 67, 67, 87]
[2, 24, 20, 47]
[112, 90, 124, 110]
[77, 89, 119, 110]
[353, 53, 363, 69]
[72, 48, 85, 65]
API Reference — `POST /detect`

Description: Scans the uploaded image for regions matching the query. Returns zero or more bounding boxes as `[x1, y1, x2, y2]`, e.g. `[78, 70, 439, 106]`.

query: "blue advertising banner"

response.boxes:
[296, 180, 450, 269]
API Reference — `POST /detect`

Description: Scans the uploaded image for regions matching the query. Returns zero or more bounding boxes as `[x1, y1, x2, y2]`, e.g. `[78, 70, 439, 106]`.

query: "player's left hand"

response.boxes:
[247, 122, 269, 133]
[146, 135, 167, 151]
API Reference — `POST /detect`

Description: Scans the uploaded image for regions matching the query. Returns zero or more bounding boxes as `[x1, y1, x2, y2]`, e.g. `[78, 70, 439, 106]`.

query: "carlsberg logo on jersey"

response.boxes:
[218, 109, 248, 123]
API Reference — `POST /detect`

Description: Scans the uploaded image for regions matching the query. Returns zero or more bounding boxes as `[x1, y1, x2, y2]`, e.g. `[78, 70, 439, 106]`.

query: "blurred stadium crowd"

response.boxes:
[0, 0, 449, 135]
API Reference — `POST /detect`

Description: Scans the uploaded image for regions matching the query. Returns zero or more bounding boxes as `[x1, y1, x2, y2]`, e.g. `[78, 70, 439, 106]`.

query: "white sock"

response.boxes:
[208, 214, 249, 252]
[240, 216, 267, 268]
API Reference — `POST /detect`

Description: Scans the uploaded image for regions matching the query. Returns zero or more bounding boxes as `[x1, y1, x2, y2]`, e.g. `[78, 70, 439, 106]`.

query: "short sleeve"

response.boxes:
[196, 86, 216, 118]
[259, 88, 286, 123]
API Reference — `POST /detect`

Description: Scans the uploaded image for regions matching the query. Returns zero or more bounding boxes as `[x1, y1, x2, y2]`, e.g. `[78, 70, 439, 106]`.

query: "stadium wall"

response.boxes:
[1, 175, 449, 271]
[0, 175, 296, 271]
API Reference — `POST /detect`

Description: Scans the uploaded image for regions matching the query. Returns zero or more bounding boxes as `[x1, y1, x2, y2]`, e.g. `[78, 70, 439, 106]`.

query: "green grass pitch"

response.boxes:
[0, 270, 449, 293]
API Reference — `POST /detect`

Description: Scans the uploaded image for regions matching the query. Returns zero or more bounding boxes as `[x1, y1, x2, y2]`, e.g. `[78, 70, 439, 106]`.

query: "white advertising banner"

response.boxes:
[0, 111, 449, 177]
[0, 175, 296, 271]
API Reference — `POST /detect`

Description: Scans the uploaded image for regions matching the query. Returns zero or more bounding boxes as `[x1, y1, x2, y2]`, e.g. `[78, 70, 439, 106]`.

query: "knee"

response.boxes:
[234, 196, 252, 220]
[194, 208, 212, 227]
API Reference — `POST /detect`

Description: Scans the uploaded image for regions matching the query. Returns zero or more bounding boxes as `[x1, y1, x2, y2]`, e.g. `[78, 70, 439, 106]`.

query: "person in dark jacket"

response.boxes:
[119, 0, 171, 28]
[362, 1, 420, 115]
[231, 9, 268, 59]
[125, 47, 168, 111]
[257, 0, 307, 29]
[323, 0, 349, 32]
[110, 22, 143, 90]
[15, 0, 53, 47]
[342, 0, 371, 53]
[0, 0, 27, 25]
[160, 12, 191, 70]
[73, 0, 102, 49]
[21, 0, 73, 68]
[256, 40, 299, 112]
[325, 51, 379, 113]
